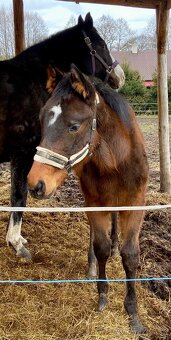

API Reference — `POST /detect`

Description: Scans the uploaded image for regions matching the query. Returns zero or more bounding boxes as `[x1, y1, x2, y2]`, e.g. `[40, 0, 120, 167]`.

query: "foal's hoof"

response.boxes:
[17, 246, 32, 261]
[130, 316, 146, 334]
[97, 293, 108, 312]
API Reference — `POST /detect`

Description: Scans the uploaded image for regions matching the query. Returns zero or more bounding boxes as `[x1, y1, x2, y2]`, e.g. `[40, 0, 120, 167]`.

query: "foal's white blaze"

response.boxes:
[48, 105, 62, 126]
[6, 213, 27, 253]
[111, 55, 125, 88]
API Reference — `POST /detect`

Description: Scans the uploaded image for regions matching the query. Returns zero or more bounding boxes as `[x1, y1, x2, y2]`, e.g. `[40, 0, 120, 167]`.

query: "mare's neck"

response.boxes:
[7, 26, 80, 94]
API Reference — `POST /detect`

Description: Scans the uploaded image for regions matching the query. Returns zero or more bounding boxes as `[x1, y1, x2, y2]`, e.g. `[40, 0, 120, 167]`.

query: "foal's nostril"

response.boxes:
[35, 180, 46, 197]
[29, 179, 46, 199]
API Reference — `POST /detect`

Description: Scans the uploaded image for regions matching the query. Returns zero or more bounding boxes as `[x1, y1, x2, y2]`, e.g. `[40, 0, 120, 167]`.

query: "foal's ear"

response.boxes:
[78, 15, 84, 25]
[70, 64, 89, 99]
[46, 65, 64, 94]
[84, 13, 93, 28]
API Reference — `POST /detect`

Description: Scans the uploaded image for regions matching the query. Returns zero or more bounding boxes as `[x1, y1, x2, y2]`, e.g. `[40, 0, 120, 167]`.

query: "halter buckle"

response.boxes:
[106, 66, 113, 74]
[92, 118, 96, 131]
[65, 160, 72, 173]
[90, 50, 96, 56]
[84, 36, 91, 46]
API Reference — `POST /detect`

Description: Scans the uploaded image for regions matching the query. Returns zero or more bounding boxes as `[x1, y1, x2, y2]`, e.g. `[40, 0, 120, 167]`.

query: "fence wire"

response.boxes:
[0, 203, 170, 284]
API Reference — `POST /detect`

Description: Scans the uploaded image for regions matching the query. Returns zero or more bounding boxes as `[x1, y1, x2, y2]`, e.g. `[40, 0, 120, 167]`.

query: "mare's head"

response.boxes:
[28, 65, 98, 198]
[49, 13, 125, 90]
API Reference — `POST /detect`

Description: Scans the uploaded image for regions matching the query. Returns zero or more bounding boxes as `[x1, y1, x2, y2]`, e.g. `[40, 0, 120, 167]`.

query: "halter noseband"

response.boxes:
[34, 143, 90, 172]
[82, 30, 119, 84]
[34, 94, 99, 173]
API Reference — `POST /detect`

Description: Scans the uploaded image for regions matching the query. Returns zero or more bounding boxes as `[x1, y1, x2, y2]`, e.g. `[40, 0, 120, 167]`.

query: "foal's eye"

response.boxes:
[68, 124, 80, 133]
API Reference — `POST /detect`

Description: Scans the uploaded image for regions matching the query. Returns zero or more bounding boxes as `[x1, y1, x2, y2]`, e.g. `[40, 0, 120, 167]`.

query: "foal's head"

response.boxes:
[28, 65, 98, 198]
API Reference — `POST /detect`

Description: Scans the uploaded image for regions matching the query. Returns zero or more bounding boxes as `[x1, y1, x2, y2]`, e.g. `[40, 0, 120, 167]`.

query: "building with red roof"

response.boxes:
[112, 49, 171, 87]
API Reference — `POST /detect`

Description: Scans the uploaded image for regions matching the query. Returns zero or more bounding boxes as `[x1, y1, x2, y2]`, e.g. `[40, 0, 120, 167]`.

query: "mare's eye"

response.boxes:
[68, 124, 80, 133]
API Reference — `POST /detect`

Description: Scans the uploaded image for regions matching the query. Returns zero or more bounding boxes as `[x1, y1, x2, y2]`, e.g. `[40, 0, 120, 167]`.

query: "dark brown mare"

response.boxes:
[0, 13, 125, 259]
[27, 65, 149, 334]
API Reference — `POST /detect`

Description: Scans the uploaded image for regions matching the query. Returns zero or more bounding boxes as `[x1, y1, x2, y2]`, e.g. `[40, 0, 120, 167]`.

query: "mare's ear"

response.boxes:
[46, 65, 64, 94]
[78, 15, 84, 25]
[70, 64, 90, 99]
[84, 12, 93, 28]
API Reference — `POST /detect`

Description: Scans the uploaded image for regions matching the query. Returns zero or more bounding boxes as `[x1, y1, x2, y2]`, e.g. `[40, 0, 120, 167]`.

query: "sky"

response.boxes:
[0, 0, 155, 34]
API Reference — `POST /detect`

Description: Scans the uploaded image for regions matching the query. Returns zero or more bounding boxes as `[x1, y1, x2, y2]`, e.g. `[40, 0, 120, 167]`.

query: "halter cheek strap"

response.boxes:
[82, 30, 119, 84]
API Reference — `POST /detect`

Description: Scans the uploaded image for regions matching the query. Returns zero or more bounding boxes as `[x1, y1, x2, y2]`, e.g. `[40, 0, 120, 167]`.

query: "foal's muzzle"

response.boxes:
[29, 180, 46, 199]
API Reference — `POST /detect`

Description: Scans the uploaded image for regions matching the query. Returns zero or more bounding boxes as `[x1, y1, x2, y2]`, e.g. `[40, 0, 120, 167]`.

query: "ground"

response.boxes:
[0, 116, 170, 340]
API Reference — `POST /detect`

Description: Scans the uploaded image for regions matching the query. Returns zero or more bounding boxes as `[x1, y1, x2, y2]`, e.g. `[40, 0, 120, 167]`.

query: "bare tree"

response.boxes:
[143, 17, 156, 49]
[0, 6, 48, 59]
[114, 18, 136, 51]
[134, 17, 157, 51]
[25, 11, 48, 48]
[95, 15, 117, 51]
[135, 14, 171, 50]
[65, 15, 77, 28]
[0, 5, 14, 58]
[135, 34, 150, 51]
[95, 15, 136, 51]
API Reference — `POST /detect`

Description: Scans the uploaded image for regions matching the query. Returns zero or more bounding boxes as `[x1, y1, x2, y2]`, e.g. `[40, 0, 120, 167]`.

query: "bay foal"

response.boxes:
[28, 66, 149, 333]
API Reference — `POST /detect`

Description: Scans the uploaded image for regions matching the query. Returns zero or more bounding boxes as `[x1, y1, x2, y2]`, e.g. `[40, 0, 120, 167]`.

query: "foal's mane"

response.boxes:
[52, 73, 132, 130]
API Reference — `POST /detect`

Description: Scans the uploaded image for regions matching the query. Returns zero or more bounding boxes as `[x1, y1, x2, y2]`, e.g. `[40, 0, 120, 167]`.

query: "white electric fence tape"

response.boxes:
[0, 204, 170, 212]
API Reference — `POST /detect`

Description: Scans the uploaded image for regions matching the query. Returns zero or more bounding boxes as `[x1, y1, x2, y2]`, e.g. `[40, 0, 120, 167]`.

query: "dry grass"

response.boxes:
[0, 190, 170, 339]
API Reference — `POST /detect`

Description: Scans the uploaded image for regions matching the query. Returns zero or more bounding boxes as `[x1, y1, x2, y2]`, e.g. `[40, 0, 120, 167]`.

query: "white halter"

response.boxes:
[34, 143, 90, 171]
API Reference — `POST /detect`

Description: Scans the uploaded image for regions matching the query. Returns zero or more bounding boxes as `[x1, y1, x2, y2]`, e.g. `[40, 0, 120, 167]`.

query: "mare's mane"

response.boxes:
[91, 77, 132, 128]
[12, 25, 79, 65]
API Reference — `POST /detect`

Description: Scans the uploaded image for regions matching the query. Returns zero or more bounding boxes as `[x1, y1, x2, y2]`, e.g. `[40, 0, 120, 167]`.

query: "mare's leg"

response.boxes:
[119, 210, 145, 333]
[87, 212, 118, 279]
[6, 154, 34, 259]
[87, 211, 112, 311]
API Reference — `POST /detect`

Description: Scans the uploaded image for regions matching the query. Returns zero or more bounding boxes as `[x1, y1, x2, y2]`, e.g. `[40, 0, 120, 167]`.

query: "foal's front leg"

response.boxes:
[87, 212, 118, 279]
[87, 211, 112, 311]
[119, 210, 145, 334]
[6, 156, 33, 259]
[87, 226, 97, 278]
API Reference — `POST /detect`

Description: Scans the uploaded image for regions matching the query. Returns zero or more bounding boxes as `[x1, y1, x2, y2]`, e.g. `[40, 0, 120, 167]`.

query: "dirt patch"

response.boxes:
[140, 208, 171, 301]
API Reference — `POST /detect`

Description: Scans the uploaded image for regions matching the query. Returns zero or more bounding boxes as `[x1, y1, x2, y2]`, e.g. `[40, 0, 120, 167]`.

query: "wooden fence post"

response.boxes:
[13, 0, 25, 55]
[156, 1, 171, 194]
